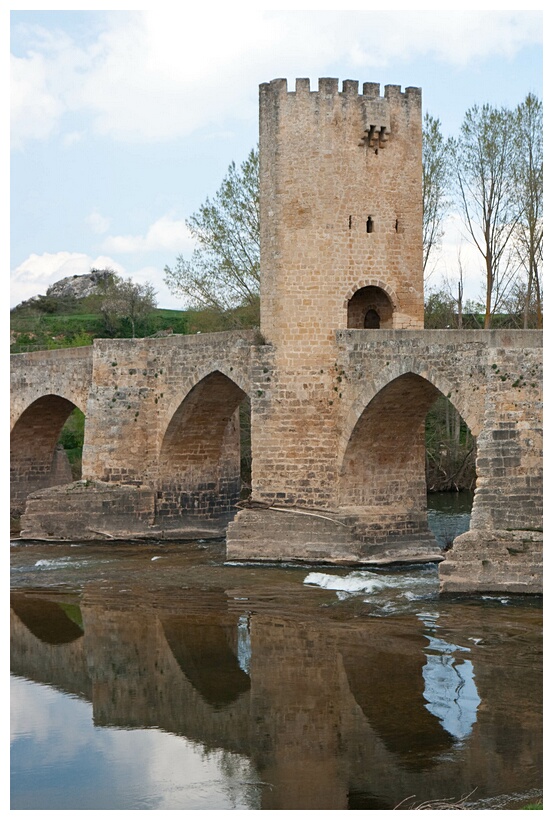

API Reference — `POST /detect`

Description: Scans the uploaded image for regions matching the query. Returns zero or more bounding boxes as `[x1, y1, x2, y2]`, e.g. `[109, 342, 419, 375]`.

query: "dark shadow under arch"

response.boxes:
[11, 595, 84, 645]
[10, 395, 82, 516]
[342, 639, 455, 771]
[160, 590, 251, 709]
[338, 373, 475, 546]
[347, 286, 394, 329]
[162, 616, 251, 709]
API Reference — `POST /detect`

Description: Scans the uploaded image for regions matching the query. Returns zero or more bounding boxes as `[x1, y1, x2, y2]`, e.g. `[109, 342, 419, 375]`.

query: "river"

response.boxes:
[10, 494, 542, 810]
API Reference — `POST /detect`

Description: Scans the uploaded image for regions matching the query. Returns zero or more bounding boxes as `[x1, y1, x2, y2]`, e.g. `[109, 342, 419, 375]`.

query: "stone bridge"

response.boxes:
[11, 331, 255, 536]
[10, 327, 542, 593]
[9, 76, 543, 592]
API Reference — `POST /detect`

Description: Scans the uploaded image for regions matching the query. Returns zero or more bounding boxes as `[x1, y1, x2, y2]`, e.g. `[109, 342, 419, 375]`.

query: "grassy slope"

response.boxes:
[10, 298, 260, 353]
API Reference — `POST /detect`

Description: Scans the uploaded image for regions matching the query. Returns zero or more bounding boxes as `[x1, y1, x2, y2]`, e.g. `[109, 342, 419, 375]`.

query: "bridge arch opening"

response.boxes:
[10, 396, 85, 518]
[347, 286, 394, 329]
[157, 371, 249, 524]
[338, 373, 475, 548]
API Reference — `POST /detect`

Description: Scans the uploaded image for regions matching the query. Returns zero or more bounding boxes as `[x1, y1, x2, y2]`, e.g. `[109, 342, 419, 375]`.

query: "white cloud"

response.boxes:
[10, 52, 64, 149]
[62, 130, 84, 148]
[86, 210, 111, 235]
[102, 216, 194, 254]
[10, 10, 542, 148]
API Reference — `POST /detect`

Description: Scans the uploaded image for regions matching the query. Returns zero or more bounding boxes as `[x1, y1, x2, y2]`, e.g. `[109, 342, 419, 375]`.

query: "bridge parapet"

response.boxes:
[10, 346, 93, 426]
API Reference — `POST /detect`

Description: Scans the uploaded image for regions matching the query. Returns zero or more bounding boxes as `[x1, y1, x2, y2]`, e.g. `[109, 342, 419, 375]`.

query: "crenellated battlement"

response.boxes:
[260, 77, 420, 149]
[260, 76, 421, 104]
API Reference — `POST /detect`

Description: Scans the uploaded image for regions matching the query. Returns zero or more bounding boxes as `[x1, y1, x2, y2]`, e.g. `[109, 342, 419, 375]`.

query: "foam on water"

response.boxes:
[304, 571, 386, 594]
[34, 557, 111, 570]
[305, 565, 440, 592]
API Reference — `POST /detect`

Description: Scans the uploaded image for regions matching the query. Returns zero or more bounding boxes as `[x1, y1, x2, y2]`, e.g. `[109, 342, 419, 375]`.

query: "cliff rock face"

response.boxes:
[46, 270, 113, 300]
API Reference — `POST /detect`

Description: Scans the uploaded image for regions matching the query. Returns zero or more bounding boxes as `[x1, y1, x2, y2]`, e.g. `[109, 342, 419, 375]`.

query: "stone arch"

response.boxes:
[10, 394, 85, 516]
[11, 595, 84, 645]
[160, 361, 251, 441]
[161, 595, 250, 709]
[156, 370, 248, 522]
[345, 284, 397, 329]
[337, 370, 478, 542]
[344, 280, 399, 330]
[338, 361, 482, 471]
[340, 638, 454, 769]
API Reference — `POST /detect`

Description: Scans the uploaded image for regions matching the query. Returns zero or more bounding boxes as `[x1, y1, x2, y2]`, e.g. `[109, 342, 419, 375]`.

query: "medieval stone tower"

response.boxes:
[259, 77, 424, 347]
[242, 78, 426, 523]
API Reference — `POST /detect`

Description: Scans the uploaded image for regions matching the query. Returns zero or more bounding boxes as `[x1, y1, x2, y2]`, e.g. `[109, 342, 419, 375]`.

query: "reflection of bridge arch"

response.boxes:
[161, 604, 251, 710]
[156, 371, 248, 522]
[10, 394, 85, 515]
[11, 595, 84, 645]
[341, 644, 454, 771]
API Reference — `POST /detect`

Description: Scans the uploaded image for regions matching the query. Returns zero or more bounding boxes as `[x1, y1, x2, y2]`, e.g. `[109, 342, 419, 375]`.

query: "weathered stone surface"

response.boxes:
[439, 530, 543, 594]
[226, 507, 443, 565]
[20, 479, 232, 541]
[20, 480, 156, 541]
[46, 269, 113, 300]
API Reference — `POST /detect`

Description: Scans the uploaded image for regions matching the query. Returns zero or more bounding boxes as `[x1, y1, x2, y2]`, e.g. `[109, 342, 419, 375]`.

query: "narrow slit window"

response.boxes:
[366, 216, 373, 234]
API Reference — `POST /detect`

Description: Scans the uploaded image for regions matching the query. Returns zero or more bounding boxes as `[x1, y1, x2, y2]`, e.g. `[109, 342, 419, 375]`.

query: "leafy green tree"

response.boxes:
[165, 148, 260, 322]
[58, 408, 85, 480]
[424, 288, 457, 329]
[422, 113, 453, 279]
[101, 275, 157, 337]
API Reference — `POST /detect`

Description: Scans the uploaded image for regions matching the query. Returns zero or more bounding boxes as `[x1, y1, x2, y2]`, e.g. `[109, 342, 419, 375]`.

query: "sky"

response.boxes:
[8, 5, 544, 310]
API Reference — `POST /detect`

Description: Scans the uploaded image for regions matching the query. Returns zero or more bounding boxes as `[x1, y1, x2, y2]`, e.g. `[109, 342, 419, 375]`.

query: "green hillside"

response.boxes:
[10, 294, 260, 353]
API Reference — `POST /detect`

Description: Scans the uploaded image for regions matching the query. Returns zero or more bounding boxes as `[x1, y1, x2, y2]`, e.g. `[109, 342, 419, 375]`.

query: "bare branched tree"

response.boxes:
[512, 93, 543, 328]
[422, 113, 454, 281]
[454, 104, 519, 328]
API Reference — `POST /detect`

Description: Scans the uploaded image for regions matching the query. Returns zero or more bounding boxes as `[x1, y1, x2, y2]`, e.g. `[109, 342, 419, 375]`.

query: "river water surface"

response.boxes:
[10, 496, 542, 810]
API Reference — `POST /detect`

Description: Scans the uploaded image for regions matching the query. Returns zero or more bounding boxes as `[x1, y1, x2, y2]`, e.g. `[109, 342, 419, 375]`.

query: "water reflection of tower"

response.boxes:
[248, 615, 347, 810]
[418, 611, 480, 743]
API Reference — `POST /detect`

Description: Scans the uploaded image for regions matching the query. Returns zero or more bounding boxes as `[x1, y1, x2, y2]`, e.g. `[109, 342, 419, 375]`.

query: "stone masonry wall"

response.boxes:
[259, 78, 424, 346]
[233, 328, 542, 579]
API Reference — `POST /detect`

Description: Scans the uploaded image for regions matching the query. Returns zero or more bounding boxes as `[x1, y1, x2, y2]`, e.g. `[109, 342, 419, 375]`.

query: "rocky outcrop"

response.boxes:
[45, 269, 114, 300]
